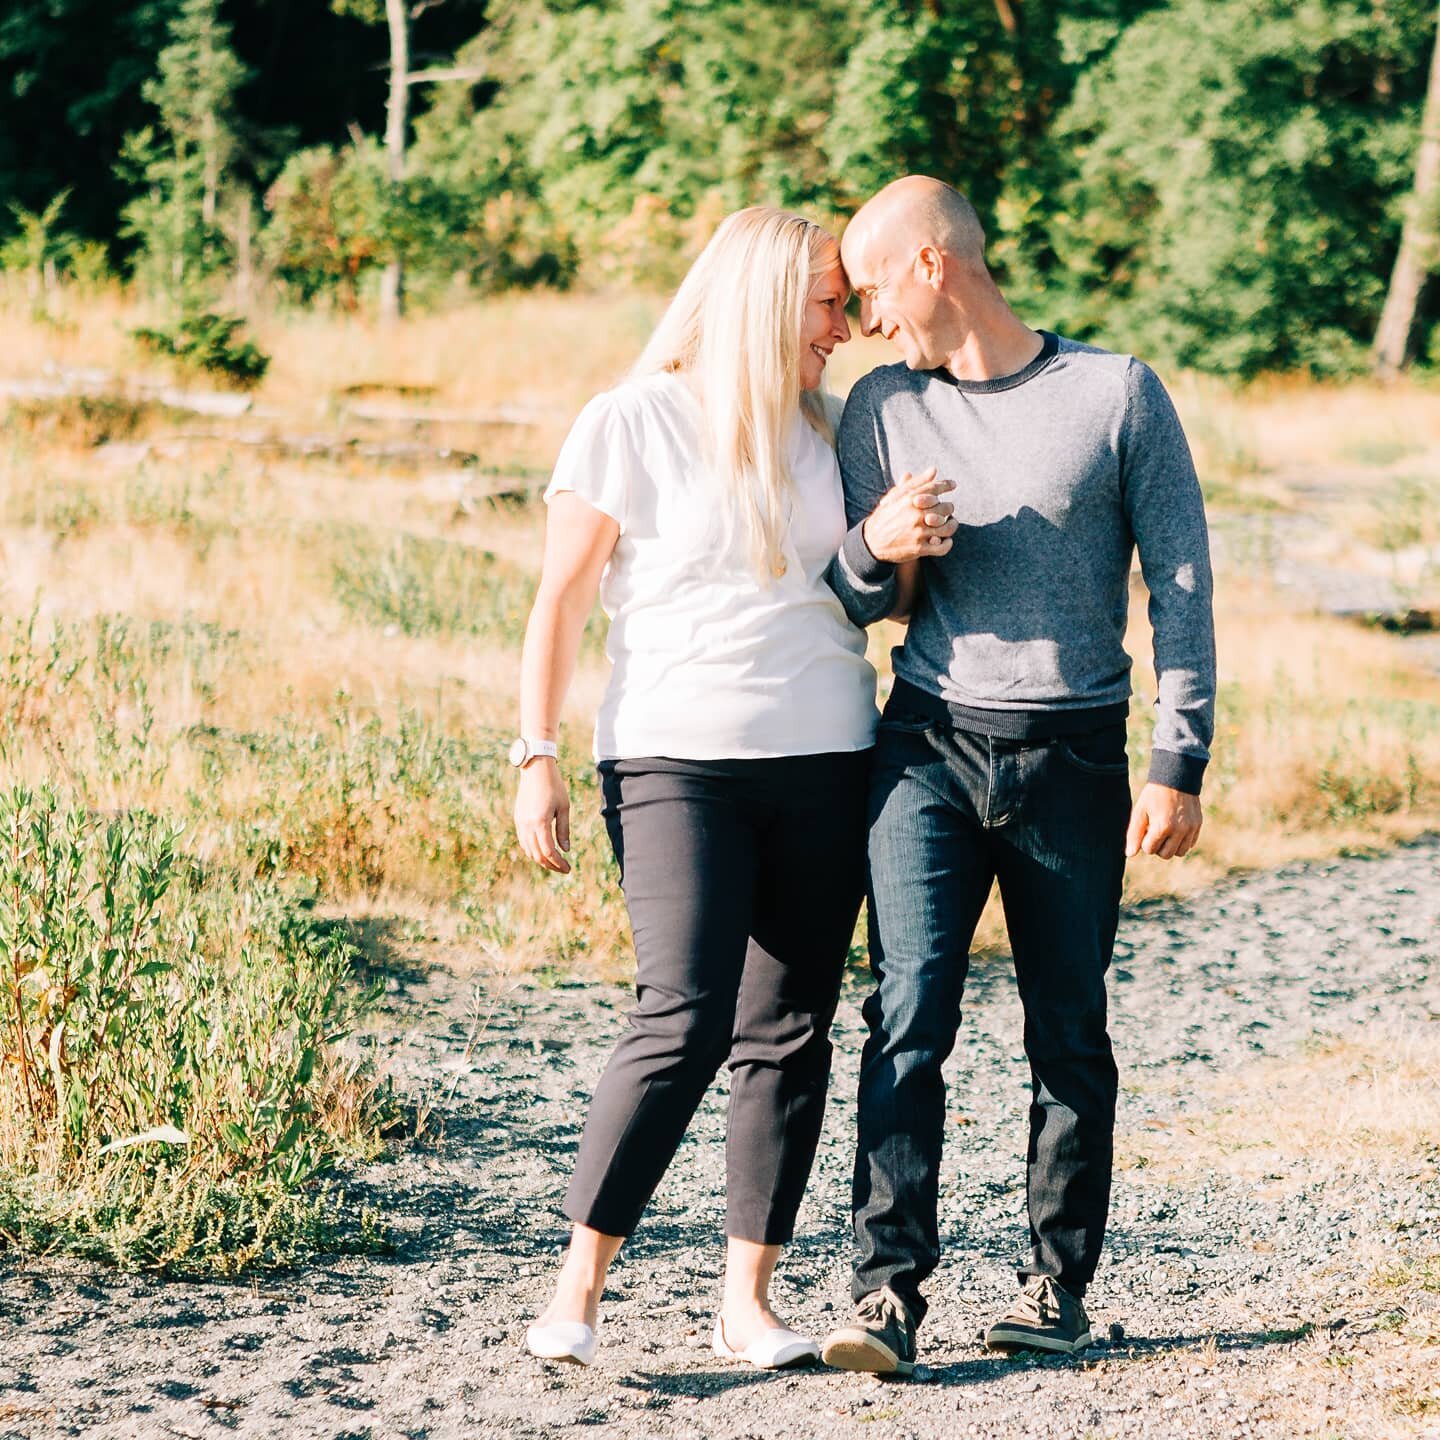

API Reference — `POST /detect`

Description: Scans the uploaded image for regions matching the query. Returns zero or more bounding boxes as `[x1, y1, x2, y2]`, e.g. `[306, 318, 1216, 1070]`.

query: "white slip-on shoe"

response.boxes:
[712, 1314, 820, 1370]
[525, 1319, 597, 1366]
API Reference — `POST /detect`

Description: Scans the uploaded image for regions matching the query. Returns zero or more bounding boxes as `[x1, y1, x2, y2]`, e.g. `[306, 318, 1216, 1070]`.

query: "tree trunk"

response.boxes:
[202, 109, 218, 228]
[1373, 3, 1440, 378]
[235, 190, 253, 311]
[380, 0, 409, 324]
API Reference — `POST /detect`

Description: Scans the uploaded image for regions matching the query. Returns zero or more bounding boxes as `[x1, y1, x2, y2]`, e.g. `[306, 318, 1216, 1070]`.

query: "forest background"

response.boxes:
[4, 0, 1440, 378]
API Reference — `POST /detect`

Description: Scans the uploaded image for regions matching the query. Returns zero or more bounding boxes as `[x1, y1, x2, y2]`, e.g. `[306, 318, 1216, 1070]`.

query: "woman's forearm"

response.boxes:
[519, 585, 595, 741]
[890, 560, 922, 622]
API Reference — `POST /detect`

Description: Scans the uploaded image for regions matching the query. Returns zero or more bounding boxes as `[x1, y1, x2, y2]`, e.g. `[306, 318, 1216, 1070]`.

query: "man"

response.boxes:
[820, 176, 1215, 1375]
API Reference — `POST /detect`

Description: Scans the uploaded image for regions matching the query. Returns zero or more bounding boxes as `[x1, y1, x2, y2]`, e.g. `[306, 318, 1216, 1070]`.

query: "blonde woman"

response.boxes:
[512, 208, 898, 1370]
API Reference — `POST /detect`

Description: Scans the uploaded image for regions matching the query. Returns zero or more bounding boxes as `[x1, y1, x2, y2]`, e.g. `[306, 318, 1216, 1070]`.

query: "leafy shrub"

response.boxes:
[262, 140, 578, 308]
[131, 310, 270, 388]
[0, 784, 389, 1272]
[3, 395, 158, 449]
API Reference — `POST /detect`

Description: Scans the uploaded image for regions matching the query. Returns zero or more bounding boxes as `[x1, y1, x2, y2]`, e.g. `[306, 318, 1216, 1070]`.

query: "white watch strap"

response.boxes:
[527, 739, 558, 761]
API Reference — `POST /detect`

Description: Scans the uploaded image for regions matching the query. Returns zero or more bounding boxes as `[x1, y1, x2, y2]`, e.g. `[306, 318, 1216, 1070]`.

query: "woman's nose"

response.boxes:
[834, 308, 852, 343]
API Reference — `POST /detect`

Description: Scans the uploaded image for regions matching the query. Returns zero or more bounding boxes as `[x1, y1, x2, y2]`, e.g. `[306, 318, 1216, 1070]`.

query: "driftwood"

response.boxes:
[340, 399, 540, 428]
[0, 370, 252, 418]
[0, 367, 546, 488]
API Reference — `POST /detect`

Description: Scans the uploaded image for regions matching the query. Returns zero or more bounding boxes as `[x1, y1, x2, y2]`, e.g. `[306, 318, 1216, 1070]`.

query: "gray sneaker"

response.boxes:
[983, 1276, 1093, 1355]
[821, 1285, 917, 1376]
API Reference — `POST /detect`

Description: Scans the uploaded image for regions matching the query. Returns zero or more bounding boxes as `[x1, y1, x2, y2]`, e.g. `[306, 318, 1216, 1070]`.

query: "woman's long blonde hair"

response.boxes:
[632, 206, 840, 580]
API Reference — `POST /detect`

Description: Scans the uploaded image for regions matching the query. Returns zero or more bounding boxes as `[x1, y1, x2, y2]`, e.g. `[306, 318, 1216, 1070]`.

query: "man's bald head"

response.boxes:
[840, 177, 1002, 371]
[842, 176, 988, 278]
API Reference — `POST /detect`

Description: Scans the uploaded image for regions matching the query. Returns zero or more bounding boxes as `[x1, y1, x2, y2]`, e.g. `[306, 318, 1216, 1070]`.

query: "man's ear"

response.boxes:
[915, 244, 945, 290]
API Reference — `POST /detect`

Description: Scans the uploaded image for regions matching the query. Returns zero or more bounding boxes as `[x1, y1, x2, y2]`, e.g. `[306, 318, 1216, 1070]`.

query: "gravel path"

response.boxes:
[4, 838, 1439, 1439]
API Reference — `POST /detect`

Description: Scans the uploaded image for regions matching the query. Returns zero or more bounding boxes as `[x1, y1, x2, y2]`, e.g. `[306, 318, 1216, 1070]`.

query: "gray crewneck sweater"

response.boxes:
[827, 332, 1216, 794]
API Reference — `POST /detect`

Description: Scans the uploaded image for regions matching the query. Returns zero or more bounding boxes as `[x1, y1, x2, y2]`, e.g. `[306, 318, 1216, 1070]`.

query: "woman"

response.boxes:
[512, 207, 874, 1370]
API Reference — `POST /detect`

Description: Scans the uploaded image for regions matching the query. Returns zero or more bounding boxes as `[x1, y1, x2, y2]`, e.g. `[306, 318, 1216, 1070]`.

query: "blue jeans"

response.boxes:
[851, 696, 1129, 1320]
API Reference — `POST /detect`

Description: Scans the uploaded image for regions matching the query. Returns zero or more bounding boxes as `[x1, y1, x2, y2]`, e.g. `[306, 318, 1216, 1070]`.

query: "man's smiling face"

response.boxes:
[841, 223, 945, 371]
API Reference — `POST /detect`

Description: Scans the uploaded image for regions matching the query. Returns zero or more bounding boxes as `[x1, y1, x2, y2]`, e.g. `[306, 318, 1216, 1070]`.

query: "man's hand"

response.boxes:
[862, 467, 958, 563]
[1125, 783, 1202, 859]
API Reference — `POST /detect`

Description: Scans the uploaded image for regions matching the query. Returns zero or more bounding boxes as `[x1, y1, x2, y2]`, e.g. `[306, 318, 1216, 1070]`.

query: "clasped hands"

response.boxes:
[861, 467, 958, 563]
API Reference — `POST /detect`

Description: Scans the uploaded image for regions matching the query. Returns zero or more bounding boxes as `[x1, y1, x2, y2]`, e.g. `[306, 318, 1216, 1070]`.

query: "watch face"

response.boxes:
[508, 737, 528, 767]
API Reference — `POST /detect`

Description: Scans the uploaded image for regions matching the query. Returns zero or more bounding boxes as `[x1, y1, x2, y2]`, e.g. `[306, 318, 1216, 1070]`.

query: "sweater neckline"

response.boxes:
[928, 330, 1060, 394]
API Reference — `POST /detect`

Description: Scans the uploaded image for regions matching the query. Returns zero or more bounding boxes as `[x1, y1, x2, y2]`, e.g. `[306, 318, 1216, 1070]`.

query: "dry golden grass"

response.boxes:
[1121, 1026, 1440, 1181]
[1175, 370, 1440, 477]
[3, 288, 1439, 973]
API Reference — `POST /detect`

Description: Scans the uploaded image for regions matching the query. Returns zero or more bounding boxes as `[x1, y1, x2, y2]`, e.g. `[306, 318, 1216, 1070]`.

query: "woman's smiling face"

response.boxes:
[799, 250, 852, 391]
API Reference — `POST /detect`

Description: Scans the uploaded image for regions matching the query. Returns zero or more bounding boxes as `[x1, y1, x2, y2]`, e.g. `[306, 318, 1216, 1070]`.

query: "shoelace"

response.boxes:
[1009, 1276, 1064, 1325]
[857, 1291, 904, 1328]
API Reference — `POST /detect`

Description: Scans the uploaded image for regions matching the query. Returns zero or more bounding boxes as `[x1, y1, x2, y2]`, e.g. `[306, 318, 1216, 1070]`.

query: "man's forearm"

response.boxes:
[1144, 581, 1216, 795]
[826, 521, 899, 627]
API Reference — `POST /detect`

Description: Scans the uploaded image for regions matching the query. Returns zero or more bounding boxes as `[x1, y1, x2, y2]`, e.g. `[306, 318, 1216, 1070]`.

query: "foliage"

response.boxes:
[0, 783, 389, 1273]
[0, 190, 79, 292]
[262, 139, 576, 305]
[1034, 0, 1440, 376]
[131, 309, 270, 387]
[438, 0, 856, 283]
[117, 0, 249, 304]
[823, 1, 1018, 215]
[6, 0, 1440, 367]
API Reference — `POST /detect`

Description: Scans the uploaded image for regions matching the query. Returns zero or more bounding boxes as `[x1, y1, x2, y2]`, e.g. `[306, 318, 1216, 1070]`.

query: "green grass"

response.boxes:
[0, 783, 391, 1274]
[1339, 437, 1425, 467]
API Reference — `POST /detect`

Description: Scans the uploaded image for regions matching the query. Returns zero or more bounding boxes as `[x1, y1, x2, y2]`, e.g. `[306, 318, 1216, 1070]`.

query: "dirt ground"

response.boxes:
[4, 837, 1439, 1440]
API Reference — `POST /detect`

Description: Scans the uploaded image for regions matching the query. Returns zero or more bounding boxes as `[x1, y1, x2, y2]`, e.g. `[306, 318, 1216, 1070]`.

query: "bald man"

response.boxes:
[820, 178, 1215, 1373]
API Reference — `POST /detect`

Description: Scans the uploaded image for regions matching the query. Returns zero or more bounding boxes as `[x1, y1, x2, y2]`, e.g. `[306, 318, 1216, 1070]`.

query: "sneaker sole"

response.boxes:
[984, 1327, 1092, 1356]
[821, 1330, 915, 1376]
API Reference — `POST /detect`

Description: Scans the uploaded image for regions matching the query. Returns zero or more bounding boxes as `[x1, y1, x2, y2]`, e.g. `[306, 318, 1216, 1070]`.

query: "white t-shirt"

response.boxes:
[543, 371, 878, 760]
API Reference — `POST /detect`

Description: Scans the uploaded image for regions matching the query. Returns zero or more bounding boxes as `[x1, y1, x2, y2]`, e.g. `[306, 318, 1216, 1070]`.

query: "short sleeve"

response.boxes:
[543, 391, 633, 530]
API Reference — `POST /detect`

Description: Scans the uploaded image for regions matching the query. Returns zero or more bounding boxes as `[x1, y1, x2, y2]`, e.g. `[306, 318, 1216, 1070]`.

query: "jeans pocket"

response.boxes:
[877, 703, 937, 737]
[1056, 728, 1130, 776]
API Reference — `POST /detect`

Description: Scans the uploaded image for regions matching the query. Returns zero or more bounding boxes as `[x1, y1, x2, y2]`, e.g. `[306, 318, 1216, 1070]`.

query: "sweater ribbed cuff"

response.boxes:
[841, 521, 895, 586]
[1147, 748, 1207, 796]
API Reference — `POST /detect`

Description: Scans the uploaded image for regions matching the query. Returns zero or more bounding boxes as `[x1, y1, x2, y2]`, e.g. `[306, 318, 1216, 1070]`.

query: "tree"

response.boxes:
[0, 191, 77, 299]
[823, 0, 1018, 218]
[437, 0, 855, 282]
[1373, 2, 1440, 375]
[331, 0, 488, 320]
[1041, 0, 1438, 377]
[0, 0, 188, 256]
[118, 0, 249, 304]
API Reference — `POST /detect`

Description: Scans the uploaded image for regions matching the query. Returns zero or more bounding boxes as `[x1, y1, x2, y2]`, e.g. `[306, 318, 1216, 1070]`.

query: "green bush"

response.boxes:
[0, 783, 389, 1273]
[1034, 0, 1437, 377]
[131, 310, 270, 388]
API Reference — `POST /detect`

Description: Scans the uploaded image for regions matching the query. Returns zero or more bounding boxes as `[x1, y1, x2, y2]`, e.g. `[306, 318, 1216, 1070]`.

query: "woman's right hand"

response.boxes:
[515, 760, 572, 874]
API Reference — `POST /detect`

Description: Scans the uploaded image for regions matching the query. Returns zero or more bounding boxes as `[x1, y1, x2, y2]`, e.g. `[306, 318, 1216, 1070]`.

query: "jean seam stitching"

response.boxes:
[982, 735, 995, 827]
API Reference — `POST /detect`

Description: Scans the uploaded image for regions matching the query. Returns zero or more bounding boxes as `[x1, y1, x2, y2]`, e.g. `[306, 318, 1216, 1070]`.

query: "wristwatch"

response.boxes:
[509, 737, 559, 768]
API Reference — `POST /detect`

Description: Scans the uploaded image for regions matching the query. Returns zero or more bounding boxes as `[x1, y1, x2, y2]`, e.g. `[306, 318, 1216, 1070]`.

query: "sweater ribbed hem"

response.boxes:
[1146, 748, 1207, 796]
[841, 521, 895, 586]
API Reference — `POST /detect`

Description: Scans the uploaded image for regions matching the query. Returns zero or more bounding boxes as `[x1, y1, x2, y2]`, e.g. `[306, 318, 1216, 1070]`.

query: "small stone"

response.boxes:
[1108, 1322, 1126, 1344]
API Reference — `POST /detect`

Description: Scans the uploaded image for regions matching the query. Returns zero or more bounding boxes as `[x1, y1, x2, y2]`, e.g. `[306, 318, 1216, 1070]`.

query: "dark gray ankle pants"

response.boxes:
[563, 750, 870, 1244]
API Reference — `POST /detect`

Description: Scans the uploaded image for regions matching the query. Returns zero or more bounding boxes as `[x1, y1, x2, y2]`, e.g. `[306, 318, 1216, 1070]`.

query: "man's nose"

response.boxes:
[858, 295, 879, 337]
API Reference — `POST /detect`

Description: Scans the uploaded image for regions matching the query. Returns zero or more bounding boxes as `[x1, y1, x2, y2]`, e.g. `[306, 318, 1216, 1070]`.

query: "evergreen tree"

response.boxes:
[118, 0, 249, 303]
